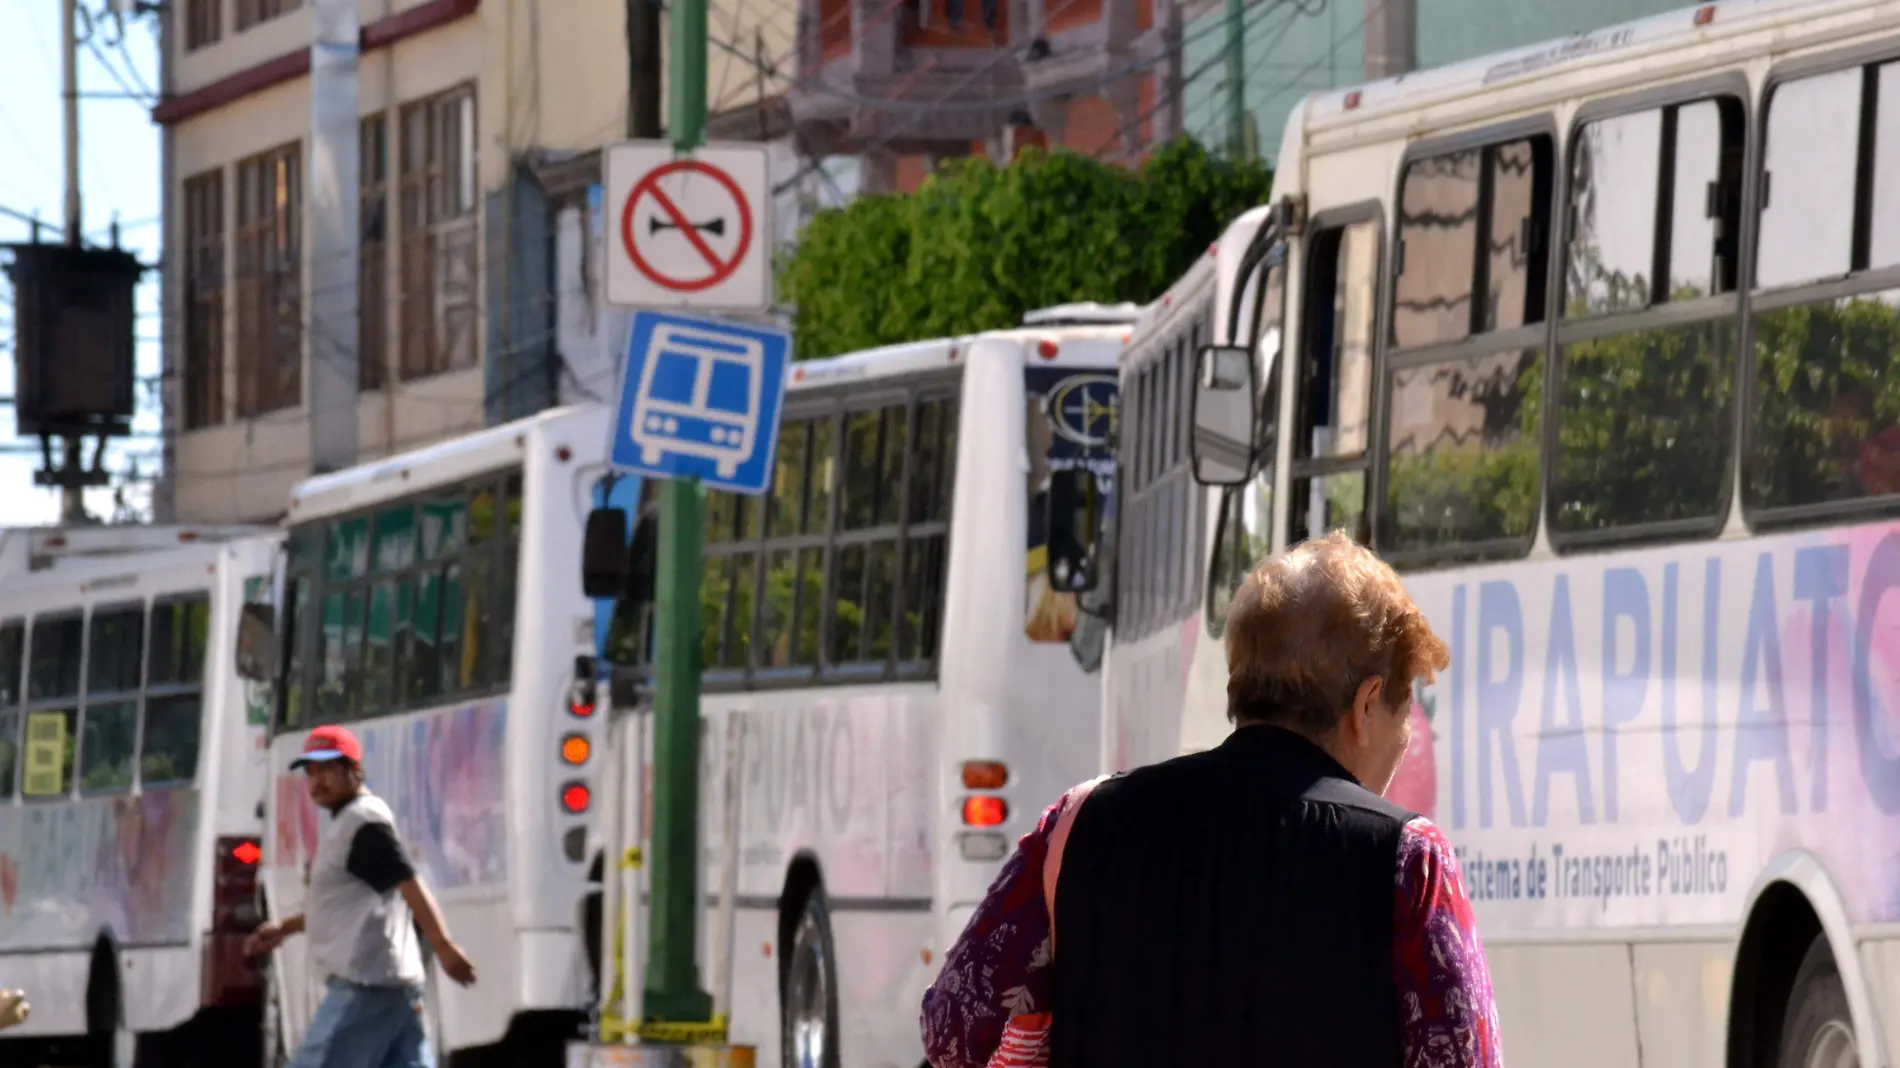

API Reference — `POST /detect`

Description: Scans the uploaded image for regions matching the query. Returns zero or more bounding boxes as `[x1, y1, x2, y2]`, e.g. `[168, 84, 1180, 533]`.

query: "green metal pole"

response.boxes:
[1224, 0, 1247, 159]
[643, 0, 714, 1028]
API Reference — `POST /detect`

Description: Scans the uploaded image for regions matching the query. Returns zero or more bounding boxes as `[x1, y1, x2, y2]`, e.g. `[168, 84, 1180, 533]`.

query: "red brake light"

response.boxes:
[232, 841, 261, 866]
[562, 782, 592, 813]
[570, 700, 595, 718]
[962, 796, 1007, 827]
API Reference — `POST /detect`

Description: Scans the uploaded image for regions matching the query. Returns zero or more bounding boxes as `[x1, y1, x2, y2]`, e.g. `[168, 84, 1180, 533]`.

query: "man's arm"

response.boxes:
[347, 823, 477, 985]
[243, 912, 303, 958]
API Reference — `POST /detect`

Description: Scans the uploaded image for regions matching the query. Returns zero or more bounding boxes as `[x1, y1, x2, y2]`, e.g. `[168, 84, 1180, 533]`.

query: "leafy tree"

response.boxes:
[776, 138, 1276, 359]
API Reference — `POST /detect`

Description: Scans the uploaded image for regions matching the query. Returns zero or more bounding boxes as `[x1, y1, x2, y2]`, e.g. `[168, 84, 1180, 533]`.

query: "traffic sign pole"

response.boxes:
[643, 0, 716, 1030]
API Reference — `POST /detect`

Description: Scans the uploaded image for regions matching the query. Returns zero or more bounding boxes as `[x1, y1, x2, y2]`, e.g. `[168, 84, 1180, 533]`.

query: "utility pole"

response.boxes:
[1223, 0, 1247, 159]
[57, 0, 88, 523]
[627, 0, 662, 140]
[642, 0, 715, 1032]
[1363, 0, 1416, 80]
[307, 0, 361, 474]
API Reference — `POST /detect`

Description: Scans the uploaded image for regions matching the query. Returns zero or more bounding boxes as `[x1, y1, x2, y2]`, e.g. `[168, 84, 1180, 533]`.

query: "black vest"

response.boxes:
[1047, 724, 1416, 1067]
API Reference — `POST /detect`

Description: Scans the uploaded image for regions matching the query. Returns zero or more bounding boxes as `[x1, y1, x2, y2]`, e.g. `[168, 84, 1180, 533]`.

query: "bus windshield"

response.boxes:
[275, 468, 524, 730]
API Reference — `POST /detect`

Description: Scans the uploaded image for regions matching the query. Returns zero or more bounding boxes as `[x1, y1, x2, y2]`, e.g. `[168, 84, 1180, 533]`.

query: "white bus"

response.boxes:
[0, 526, 280, 1068]
[239, 409, 618, 1065]
[1087, 2, 1900, 1065]
[576, 308, 1132, 1068]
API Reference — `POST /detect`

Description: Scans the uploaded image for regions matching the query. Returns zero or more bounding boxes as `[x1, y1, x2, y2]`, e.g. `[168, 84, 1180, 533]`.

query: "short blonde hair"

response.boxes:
[1223, 531, 1449, 732]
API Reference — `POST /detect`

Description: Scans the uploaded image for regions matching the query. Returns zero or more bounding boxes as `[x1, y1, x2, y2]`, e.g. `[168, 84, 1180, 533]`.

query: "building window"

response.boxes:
[398, 85, 479, 382]
[182, 170, 226, 429]
[235, 142, 303, 417]
[361, 114, 389, 392]
[235, 0, 299, 32]
[185, 0, 222, 50]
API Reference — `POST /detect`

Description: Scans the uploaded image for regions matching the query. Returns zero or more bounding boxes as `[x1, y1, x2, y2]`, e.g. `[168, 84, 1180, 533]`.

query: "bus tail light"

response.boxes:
[961, 796, 1007, 827]
[562, 781, 592, 814]
[212, 837, 262, 933]
[205, 836, 265, 1007]
[561, 734, 591, 765]
[961, 761, 1008, 790]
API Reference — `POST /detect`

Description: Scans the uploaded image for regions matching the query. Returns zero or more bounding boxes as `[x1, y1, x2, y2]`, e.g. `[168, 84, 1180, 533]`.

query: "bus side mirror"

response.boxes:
[235, 602, 276, 683]
[582, 508, 630, 600]
[1190, 344, 1257, 487]
[625, 512, 659, 611]
[1045, 468, 1101, 594]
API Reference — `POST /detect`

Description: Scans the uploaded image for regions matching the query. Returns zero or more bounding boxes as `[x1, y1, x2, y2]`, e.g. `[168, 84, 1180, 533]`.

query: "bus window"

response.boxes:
[146, 595, 211, 786]
[24, 614, 83, 798]
[1746, 59, 1900, 519]
[1382, 133, 1554, 562]
[0, 621, 21, 798]
[1291, 216, 1380, 546]
[1550, 96, 1745, 543]
[80, 605, 143, 794]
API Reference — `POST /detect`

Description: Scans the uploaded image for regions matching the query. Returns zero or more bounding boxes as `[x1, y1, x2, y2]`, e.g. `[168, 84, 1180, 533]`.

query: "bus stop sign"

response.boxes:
[608, 310, 791, 496]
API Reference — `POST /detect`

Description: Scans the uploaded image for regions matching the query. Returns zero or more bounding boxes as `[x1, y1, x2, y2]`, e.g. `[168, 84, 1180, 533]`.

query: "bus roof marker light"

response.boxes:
[1344, 89, 1363, 109]
[556, 445, 573, 463]
[1693, 5, 1715, 25]
[1037, 340, 1059, 360]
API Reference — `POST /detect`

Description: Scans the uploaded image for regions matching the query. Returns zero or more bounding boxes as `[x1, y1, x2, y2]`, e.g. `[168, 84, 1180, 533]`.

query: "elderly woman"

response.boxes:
[921, 531, 1504, 1067]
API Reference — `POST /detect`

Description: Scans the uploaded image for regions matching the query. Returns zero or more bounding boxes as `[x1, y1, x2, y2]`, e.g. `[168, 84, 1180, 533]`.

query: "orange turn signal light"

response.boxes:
[561, 734, 591, 765]
[961, 761, 1008, 790]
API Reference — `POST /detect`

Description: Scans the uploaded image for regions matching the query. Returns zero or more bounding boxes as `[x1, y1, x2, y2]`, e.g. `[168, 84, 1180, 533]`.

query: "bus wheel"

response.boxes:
[84, 941, 135, 1068]
[780, 888, 840, 1068]
[1779, 934, 1858, 1068]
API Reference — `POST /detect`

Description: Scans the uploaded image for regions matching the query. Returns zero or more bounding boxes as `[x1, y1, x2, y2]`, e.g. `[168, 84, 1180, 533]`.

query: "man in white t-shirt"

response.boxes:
[245, 725, 476, 1068]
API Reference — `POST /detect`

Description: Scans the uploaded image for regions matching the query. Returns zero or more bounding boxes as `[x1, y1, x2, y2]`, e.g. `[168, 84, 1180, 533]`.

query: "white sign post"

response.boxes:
[603, 141, 774, 313]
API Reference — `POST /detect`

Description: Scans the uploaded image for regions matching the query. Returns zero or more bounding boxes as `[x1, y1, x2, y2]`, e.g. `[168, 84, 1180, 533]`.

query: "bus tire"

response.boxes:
[1778, 934, 1858, 1068]
[86, 940, 136, 1068]
[780, 888, 840, 1068]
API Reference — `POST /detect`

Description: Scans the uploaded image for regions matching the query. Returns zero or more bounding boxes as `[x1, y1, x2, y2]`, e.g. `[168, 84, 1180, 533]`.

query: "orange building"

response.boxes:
[787, 0, 1186, 192]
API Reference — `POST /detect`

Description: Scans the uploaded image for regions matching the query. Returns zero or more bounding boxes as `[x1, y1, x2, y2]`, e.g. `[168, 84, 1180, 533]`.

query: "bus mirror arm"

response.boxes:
[235, 602, 277, 683]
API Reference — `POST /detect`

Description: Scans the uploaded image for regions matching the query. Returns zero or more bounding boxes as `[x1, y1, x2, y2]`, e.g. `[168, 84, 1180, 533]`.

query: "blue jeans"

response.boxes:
[289, 977, 433, 1068]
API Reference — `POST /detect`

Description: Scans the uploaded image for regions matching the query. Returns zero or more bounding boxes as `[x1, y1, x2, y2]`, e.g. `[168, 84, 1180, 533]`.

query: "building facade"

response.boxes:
[789, 0, 1189, 192]
[1180, 0, 1698, 164]
[153, 0, 795, 523]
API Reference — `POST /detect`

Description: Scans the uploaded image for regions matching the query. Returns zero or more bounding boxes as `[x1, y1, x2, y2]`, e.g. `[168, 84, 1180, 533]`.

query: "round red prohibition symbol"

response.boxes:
[621, 159, 755, 293]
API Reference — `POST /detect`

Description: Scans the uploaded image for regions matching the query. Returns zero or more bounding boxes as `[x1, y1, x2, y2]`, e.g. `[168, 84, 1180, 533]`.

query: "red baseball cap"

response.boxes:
[289, 724, 363, 770]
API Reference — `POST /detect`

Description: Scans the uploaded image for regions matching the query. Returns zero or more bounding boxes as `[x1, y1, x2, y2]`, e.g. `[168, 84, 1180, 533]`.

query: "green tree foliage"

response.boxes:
[776, 138, 1276, 359]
